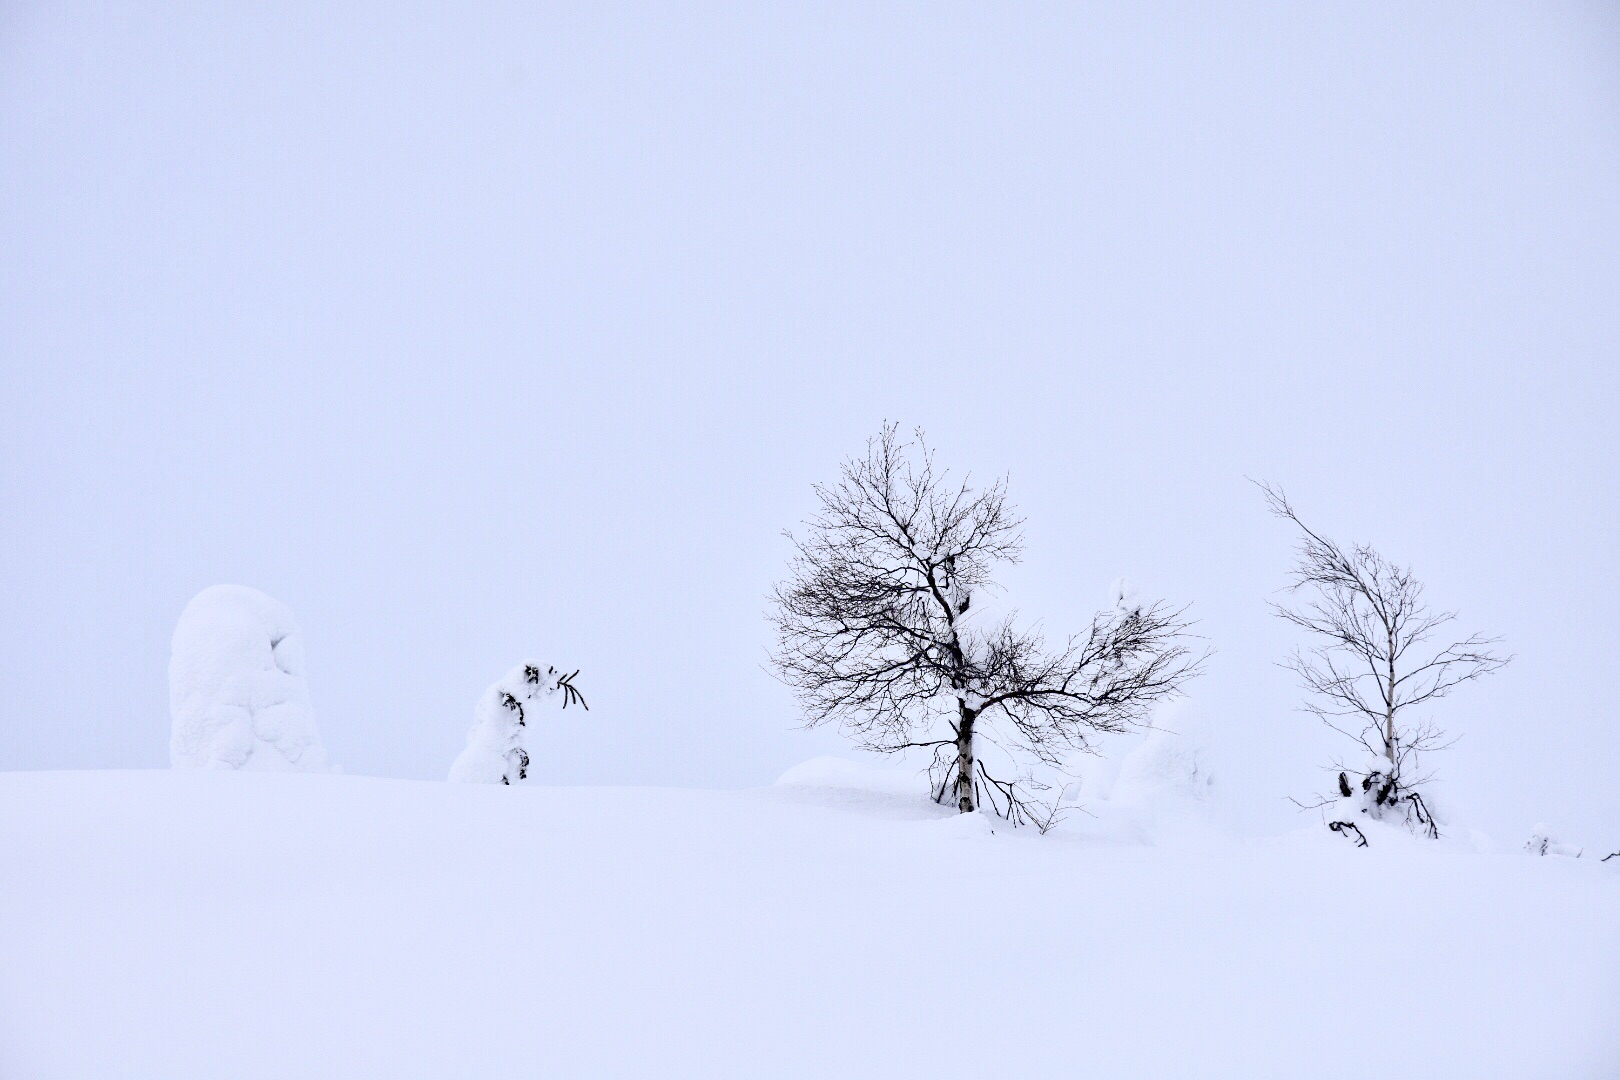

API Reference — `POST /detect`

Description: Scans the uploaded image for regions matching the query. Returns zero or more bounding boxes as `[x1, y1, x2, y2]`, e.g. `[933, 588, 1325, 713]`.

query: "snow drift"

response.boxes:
[167, 585, 329, 772]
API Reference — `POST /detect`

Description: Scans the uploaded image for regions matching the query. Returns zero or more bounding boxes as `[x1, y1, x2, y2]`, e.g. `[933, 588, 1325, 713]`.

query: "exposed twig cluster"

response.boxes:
[552, 668, 590, 711]
[1329, 821, 1368, 848]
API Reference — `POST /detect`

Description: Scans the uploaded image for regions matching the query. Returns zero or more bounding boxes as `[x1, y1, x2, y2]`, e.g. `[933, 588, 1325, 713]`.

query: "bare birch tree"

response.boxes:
[1259, 482, 1509, 839]
[770, 425, 1204, 825]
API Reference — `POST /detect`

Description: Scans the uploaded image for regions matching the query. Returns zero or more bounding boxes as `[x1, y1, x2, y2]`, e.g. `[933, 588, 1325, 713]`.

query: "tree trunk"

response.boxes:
[954, 704, 978, 813]
[1385, 643, 1397, 765]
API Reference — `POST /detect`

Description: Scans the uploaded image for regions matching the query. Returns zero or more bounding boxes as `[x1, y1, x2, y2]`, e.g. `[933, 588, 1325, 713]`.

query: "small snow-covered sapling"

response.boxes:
[447, 662, 588, 785]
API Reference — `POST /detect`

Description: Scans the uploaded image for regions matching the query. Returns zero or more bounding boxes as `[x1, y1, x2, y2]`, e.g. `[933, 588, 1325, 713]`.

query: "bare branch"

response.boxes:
[1328, 821, 1369, 848]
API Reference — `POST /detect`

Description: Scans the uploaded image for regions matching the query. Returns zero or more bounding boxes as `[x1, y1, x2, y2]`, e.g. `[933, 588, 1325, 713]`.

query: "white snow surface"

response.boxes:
[167, 585, 329, 773]
[1, 768, 1615, 1079]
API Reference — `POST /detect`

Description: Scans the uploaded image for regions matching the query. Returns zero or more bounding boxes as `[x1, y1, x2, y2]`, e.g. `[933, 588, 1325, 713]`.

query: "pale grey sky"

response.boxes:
[3, 3, 1617, 842]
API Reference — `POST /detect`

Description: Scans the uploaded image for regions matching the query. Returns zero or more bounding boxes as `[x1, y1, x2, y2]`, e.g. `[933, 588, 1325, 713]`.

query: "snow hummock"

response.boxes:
[774, 755, 954, 820]
[167, 585, 330, 772]
[1040, 707, 1231, 846]
[1109, 714, 1216, 807]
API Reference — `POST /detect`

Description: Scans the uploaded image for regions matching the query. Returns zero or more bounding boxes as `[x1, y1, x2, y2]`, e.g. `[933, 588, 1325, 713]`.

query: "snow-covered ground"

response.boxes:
[1, 766, 1615, 1079]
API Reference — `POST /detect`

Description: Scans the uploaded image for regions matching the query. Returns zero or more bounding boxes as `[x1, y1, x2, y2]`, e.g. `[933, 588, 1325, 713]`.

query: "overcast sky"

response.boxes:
[3, 3, 1616, 842]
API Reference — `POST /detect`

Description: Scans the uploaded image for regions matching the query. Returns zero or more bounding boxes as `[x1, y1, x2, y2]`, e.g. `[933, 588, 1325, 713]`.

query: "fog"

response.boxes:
[3, 3, 1616, 842]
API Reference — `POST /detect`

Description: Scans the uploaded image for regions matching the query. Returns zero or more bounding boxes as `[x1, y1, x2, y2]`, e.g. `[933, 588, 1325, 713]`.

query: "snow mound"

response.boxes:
[774, 756, 953, 820]
[774, 756, 921, 794]
[168, 585, 330, 772]
[1109, 720, 1215, 808]
[1060, 712, 1228, 846]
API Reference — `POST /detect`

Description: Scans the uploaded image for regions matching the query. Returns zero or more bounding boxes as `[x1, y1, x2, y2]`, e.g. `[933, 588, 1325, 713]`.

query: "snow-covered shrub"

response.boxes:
[1524, 825, 1582, 858]
[1319, 752, 1441, 841]
[448, 662, 587, 784]
[169, 585, 330, 772]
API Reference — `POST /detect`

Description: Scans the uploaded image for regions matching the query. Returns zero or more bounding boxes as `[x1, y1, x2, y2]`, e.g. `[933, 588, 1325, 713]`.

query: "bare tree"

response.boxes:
[770, 425, 1204, 825]
[1259, 482, 1509, 840]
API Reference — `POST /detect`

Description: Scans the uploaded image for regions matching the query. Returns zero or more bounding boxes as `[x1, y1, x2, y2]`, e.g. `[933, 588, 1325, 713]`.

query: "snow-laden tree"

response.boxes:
[770, 424, 1204, 824]
[1259, 483, 1509, 842]
[169, 584, 331, 772]
[448, 661, 587, 784]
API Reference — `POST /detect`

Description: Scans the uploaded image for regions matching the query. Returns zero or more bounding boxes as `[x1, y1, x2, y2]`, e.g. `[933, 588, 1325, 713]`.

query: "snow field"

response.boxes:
[1, 768, 1615, 1079]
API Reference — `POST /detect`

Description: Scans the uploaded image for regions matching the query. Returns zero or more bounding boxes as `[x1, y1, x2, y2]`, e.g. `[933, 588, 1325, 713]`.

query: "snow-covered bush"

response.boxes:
[169, 585, 330, 772]
[1317, 752, 1441, 841]
[1524, 825, 1583, 858]
[448, 662, 587, 784]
